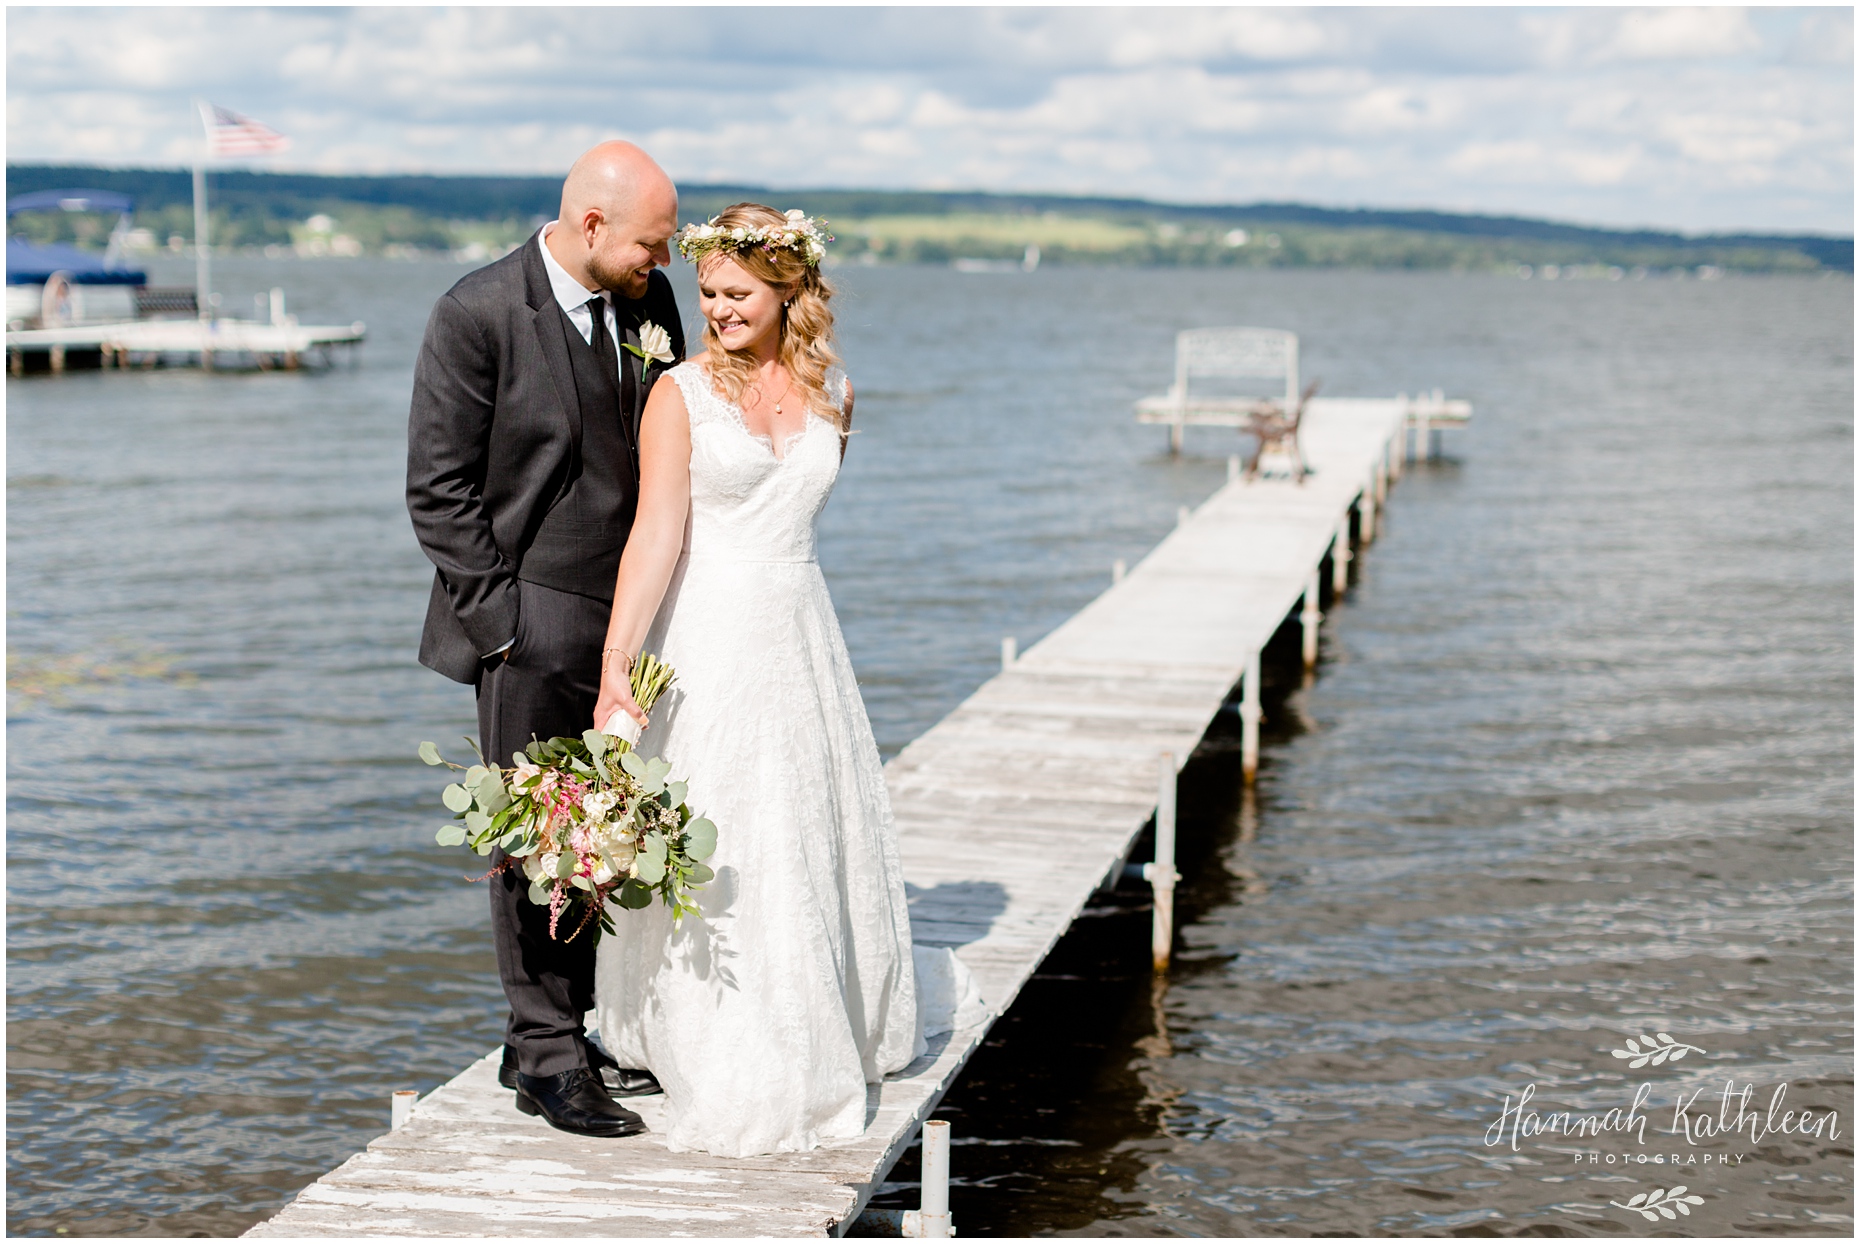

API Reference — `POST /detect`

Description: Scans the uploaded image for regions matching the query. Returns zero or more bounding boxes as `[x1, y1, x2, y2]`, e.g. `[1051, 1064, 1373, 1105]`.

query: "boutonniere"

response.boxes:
[624, 321, 675, 369]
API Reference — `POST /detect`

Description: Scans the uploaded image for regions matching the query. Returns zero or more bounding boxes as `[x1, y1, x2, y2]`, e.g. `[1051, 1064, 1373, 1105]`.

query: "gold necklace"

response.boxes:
[757, 374, 795, 416]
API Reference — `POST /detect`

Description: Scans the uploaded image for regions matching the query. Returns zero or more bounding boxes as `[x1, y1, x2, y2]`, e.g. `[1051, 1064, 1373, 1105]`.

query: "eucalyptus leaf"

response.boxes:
[418, 741, 443, 766]
[479, 782, 511, 815]
[666, 781, 688, 806]
[620, 750, 646, 778]
[464, 809, 492, 833]
[685, 861, 715, 885]
[498, 829, 526, 850]
[582, 729, 609, 757]
[464, 764, 489, 789]
[616, 879, 653, 909]
[554, 853, 577, 880]
[435, 825, 467, 846]
[528, 881, 552, 906]
[475, 839, 495, 856]
[570, 874, 593, 892]
[583, 737, 613, 784]
[635, 834, 668, 885]
[683, 818, 717, 860]
[441, 784, 473, 813]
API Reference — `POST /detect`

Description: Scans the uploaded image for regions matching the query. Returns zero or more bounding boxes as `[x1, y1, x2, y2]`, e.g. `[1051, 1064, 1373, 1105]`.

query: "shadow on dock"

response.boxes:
[905, 880, 1010, 949]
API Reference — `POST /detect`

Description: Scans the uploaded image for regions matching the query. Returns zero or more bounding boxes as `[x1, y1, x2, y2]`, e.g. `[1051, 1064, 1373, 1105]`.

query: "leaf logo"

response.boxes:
[1610, 1032, 1704, 1068]
[1609, 1185, 1705, 1221]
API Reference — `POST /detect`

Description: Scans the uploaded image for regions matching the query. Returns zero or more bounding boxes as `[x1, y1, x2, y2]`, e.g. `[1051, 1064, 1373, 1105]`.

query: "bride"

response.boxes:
[590, 203, 925, 1157]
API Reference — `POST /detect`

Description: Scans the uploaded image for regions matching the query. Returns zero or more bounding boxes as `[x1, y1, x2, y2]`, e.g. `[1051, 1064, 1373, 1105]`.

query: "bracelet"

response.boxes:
[601, 647, 633, 674]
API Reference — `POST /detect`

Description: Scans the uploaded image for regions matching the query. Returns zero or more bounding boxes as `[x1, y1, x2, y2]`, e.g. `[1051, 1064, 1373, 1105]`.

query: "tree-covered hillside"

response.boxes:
[6, 164, 1849, 273]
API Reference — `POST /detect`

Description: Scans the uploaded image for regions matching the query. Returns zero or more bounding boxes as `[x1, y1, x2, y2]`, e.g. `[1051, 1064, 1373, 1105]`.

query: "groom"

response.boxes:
[406, 141, 685, 1137]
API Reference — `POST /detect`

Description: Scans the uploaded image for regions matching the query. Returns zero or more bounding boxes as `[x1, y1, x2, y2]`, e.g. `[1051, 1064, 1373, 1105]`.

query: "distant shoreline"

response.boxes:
[132, 252, 1845, 285]
[8, 164, 1850, 274]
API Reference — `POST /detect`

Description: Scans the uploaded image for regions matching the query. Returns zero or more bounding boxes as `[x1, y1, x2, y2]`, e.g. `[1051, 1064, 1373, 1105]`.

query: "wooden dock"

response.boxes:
[1137, 387, 1472, 458]
[6, 315, 366, 372]
[246, 393, 1458, 1238]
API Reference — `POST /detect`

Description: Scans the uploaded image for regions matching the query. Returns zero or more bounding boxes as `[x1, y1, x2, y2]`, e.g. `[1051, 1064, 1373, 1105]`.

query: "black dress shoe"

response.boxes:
[513, 1067, 646, 1138]
[501, 1043, 661, 1098]
[602, 1063, 663, 1097]
[585, 1040, 663, 1098]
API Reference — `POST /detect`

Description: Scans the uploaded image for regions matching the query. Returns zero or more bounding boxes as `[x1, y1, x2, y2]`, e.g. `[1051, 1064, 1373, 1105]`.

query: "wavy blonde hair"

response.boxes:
[695, 203, 844, 431]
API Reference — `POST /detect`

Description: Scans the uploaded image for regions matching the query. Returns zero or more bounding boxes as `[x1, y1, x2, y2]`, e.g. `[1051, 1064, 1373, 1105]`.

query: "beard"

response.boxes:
[589, 249, 651, 299]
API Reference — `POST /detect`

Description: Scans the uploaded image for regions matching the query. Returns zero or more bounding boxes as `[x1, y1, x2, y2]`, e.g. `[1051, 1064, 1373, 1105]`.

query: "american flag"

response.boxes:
[200, 103, 289, 158]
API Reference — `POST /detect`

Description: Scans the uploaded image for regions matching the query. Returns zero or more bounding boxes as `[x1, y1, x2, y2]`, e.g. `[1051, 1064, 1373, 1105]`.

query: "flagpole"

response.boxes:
[192, 99, 212, 323]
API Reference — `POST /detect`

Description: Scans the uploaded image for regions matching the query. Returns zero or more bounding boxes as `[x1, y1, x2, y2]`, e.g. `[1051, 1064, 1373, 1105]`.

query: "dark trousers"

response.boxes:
[476, 579, 610, 1079]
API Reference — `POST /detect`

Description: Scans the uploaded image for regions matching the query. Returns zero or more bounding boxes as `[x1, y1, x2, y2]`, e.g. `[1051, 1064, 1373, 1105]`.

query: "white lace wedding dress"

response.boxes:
[594, 361, 966, 1158]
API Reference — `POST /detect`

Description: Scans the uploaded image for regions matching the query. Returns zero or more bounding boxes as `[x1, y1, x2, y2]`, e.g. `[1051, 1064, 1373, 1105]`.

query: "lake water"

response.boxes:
[6, 258, 1852, 1237]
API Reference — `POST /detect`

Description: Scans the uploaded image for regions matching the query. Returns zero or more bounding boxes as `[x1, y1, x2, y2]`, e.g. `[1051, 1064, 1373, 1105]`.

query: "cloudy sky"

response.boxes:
[6, 6, 1852, 233]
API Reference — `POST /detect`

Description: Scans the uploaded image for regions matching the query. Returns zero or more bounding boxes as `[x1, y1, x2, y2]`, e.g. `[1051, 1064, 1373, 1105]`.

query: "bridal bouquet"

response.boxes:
[420, 653, 715, 941]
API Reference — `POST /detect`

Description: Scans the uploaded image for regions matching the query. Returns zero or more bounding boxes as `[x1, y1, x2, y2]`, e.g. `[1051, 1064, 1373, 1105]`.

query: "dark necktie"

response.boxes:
[585, 294, 611, 374]
[587, 294, 637, 427]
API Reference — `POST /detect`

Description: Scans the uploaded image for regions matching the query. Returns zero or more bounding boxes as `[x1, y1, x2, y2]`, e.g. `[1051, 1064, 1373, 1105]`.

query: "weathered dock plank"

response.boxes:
[247, 394, 1446, 1238]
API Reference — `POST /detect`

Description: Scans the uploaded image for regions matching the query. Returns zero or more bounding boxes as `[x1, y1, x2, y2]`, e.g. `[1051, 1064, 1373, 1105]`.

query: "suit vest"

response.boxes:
[519, 303, 637, 600]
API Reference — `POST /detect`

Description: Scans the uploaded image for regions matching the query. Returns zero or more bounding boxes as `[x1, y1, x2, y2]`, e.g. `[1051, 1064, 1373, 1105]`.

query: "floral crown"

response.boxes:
[675, 209, 833, 268]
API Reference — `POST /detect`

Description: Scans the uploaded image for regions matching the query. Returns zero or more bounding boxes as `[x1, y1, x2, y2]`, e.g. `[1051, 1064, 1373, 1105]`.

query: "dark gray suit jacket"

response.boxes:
[406, 234, 685, 684]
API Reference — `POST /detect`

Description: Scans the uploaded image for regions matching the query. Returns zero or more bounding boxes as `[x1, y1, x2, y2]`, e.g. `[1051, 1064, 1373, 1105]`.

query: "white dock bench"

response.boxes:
[246, 392, 1461, 1238]
[1133, 326, 1470, 457]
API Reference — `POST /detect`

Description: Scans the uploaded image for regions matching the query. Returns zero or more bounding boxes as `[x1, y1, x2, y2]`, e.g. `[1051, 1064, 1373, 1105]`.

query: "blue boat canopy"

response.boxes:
[6, 188, 146, 285]
[6, 238, 146, 285]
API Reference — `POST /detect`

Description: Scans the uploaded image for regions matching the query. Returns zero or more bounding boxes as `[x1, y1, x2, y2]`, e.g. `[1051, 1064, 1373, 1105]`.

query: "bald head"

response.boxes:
[548, 141, 678, 298]
[561, 141, 676, 226]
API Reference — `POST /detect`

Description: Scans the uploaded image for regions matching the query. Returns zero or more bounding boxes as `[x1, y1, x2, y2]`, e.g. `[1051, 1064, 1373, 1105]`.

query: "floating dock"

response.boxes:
[1138, 387, 1472, 457]
[246, 393, 1463, 1238]
[6, 315, 366, 373]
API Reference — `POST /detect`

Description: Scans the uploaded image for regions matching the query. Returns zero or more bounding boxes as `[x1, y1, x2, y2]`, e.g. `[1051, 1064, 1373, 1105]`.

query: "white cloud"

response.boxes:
[4, 6, 1851, 232]
[1602, 7, 1761, 61]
